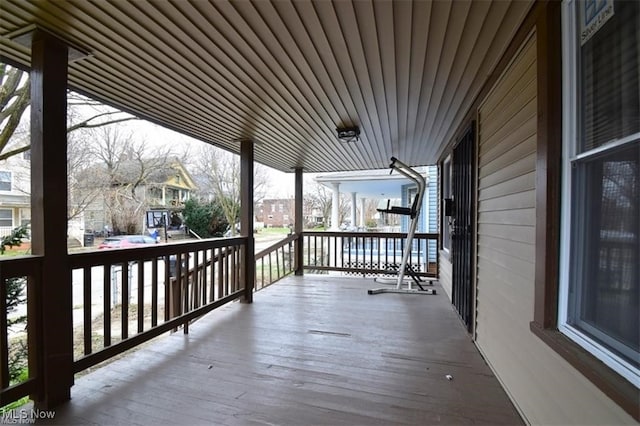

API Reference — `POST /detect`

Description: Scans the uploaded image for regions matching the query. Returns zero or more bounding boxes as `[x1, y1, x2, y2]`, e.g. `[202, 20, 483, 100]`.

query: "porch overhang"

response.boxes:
[0, 0, 533, 172]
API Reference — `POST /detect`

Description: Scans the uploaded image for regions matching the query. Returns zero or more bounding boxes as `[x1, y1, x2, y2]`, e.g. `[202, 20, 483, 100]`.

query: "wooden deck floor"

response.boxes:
[40, 275, 522, 425]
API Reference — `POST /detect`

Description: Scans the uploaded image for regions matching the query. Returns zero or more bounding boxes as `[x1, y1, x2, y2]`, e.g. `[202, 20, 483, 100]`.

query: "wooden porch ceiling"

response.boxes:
[0, 0, 532, 173]
[46, 275, 522, 425]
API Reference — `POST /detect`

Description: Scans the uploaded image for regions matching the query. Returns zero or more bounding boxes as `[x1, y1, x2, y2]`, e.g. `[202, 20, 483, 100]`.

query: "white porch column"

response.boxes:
[330, 182, 340, 230]
[350, 192, 357, 229]
[359, 197, 366, 228]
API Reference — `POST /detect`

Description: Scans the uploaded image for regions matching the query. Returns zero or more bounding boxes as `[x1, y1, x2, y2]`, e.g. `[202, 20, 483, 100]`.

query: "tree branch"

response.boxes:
[0, 144, 30, 161]
[68, 115, 138, 133]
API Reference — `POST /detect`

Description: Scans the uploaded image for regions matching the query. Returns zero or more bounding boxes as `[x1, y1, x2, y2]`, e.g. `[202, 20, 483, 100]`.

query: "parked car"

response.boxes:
[98, 235, 158, 249]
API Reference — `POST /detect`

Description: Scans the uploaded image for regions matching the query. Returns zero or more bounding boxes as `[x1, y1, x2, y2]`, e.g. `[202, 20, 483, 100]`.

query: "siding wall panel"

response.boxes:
[439, 254, 452, 299]
[474, 31, 635, 425]
[478, 171, 535, 202]
[477, 153, 536, 189]
[477, 208, 535, 227]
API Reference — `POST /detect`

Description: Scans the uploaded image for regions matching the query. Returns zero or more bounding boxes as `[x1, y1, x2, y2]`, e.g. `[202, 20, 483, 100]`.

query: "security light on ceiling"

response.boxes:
[336, 126, 360, 143]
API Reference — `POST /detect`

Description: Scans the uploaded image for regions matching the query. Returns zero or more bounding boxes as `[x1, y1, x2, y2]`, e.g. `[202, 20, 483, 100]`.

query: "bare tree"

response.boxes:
[0, 64, 138, 160]
[304, 180, 349, 228]
[192, 145, 270, 235]
[0, 64, 30, 159]
[76, 126, 175, 234]
[104, 127, 173, 234]
[363, 198, 380, 228]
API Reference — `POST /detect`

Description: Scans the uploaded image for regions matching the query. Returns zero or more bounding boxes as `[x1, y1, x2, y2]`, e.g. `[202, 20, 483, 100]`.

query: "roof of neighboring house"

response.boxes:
[78, 158, 197, 191]
[315, 167, 430, 199]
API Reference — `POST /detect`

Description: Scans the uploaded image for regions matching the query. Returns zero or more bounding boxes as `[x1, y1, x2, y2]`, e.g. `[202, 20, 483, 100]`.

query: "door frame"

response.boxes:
[450, 122, 476, 333]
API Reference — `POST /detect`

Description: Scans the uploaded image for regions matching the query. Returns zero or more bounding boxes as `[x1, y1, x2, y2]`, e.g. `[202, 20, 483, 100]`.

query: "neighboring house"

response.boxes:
[315, 166, 438, 235]
[0, 151, 31, 238]
[82, 159, 197, 235]
[315, 166, 439, 269]
[304, 206, 324, 228]
[257, 198, 295, 228]
[142, 161, 197, 212]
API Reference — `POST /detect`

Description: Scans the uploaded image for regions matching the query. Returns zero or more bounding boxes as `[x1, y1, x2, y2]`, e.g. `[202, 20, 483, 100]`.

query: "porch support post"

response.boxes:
[359, 197, 366, 228]
[350, 192, 357, 229]
[330, 182, 340, 230]
[294, 168, 304, 275]
[30, 29, 73, 408]
[240, 140, 255, 303]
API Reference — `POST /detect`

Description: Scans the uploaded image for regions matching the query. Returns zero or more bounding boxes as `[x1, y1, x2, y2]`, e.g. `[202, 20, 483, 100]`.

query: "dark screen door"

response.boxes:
[451, 124, 475, 332]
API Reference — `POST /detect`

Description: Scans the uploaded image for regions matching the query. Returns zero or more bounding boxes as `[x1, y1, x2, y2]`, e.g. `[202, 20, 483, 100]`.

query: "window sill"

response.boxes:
[530, 321, 639, 421]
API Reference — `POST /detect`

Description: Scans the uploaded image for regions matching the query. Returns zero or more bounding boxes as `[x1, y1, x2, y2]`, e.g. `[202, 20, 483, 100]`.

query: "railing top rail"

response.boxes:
[69, 236, 247, 268]
[302, 231, 438, 239]
[255, 234, 297, 260]
[0, 255, 43, 277]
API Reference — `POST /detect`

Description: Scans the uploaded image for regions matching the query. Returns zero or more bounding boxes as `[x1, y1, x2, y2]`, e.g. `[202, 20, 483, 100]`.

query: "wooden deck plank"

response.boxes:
[39, 275, 522, 425]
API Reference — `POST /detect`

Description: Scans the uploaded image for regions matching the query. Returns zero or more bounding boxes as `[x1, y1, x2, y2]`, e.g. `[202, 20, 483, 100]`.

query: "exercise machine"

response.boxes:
[368, 157, 436, 295]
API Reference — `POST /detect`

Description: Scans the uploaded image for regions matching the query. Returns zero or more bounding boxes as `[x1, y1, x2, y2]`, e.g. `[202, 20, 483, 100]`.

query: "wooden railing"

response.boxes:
[68, 237, 246, 373]
[0, 255, 43, 407]
[254, 234, 296, 291]
[1, 231, 439, 409]
[302, 231, 438, 277]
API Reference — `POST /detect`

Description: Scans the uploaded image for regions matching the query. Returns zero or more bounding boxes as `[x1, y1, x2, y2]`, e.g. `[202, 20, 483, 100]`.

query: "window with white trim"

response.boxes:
[561, 0, 639, 387]
[0, 209, 12, 227]
[441, 156, 452, 252]
[0, 171, 11, 191]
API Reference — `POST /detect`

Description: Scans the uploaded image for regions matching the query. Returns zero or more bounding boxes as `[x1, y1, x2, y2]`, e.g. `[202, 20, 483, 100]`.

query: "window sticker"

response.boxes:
[580, 0, 614, 45]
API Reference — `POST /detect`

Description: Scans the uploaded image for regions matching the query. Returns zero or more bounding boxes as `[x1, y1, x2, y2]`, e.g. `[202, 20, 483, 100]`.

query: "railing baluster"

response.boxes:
[236, 246, 241, 291]
[137, 259, 144, 334]
[104, 263, 112, 347]
[289, 241, 294, 273]
[208, 249, 214, 302]
[225, 247, 230, 296]
[193, 249, 200, 309]
[164, 255, 171, 323]
[83, 267, 92, 355]
[232, 246, 237, 292]
[151, 257, 158, 327]
[218, 247, 224, 298]
[374, 237, 378, 273]
[122, 262, 129, 340]
[201, 250, 207, 305]
[334, 235, 338, 268]
[312, 235, 316, 266]
[385, 236, 389, 271]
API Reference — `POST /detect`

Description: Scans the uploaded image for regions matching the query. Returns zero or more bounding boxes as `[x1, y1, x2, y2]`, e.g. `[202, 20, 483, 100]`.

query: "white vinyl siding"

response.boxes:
[475, 31, 633, 424]
[438, 253, 452, 299]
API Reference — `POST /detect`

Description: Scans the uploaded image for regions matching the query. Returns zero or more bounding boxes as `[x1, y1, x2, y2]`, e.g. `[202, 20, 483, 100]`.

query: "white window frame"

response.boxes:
[559, 0, 639, 388]
[441, 156, 452, 252]
[0, 171, 12, 192]
[0, 209, 13, 227]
